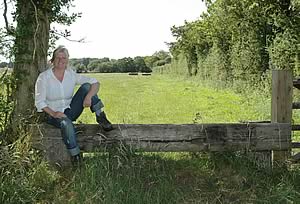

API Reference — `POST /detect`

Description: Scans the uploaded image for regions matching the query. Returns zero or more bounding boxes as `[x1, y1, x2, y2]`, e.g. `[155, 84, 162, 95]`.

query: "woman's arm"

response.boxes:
[73, 69, 100, 107]
[42, 107, 66, 118]
[86, 82, 99, 97]
[83, 82, 100, 107]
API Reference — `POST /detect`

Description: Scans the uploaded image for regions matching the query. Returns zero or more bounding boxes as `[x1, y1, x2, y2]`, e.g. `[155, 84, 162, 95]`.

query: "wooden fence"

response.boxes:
[30, 70, 296, 167]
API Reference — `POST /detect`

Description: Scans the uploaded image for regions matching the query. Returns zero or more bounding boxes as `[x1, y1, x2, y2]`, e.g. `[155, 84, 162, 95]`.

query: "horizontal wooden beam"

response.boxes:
[31, 123, 291, 152]
[292, 125, 300, 131]
[291, 152, 300, 162]
[292, 102, 300, 109]
[293, 79, 300, 89]
[292, 142, 300, 148]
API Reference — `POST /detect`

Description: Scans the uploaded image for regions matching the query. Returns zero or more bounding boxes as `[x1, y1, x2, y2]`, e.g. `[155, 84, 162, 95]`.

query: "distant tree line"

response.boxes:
[167, 0, 300, 81]
[68, 50, 171, 73]
[0, 50, 171, 72]
[0, 61, 13, 69]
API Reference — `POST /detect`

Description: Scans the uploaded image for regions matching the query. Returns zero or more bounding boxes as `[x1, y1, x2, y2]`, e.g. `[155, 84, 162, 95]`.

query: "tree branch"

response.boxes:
[3, 0, 13, 35]
[52, 30, 86, 43]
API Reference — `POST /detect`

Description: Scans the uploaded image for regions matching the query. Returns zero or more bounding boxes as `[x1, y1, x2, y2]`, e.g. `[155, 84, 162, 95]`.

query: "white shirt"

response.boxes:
[35, 67, 98, 112]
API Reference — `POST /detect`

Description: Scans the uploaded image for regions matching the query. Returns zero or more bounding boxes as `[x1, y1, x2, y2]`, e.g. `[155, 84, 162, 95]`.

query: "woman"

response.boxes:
[35, 45, 113, 165]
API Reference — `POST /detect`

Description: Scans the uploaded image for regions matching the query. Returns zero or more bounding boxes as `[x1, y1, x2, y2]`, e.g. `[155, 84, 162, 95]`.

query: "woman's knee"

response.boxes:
[60, 118, 76, 146]
[79, 83, 91, 93]
[60, 117, 74, 131]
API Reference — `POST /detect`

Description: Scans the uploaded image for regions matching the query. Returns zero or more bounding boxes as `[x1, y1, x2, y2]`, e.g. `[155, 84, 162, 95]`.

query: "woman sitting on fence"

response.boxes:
[34, 45, 113, 165]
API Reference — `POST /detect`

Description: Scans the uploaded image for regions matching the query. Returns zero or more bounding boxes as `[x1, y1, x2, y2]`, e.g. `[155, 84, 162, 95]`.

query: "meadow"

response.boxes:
[1, 73, 300, 203]
[78, 73, 264, 124]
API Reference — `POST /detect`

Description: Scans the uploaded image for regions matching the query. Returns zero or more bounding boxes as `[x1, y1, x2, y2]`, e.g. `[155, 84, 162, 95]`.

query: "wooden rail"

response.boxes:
[292, 102, 300, 109]
[30, 123, 291, 167]
[292, 78, 300, 161]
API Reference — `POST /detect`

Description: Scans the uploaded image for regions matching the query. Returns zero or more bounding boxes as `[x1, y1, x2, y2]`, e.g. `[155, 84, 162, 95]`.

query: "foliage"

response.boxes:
[0, 0, 81, 59]
[169, 0, 300, 80]
[0, 70, 14, 137]
[0, 61, 13, 68]
[0, 28, 13, 61]
[0, 0, 83, 143]
[69, 51, 171, 73]
[269, 30, 299, 71]
[0, 133, 60, 203]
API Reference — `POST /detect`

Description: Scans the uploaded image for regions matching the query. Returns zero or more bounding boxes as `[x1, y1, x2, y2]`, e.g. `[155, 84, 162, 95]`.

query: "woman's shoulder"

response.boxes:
[38, 68, 53, 78]
[65, 67, 78, 77]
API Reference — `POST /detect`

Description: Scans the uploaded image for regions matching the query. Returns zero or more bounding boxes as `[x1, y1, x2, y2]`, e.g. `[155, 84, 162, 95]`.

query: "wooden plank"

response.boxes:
[291, 152, 300, 161]
[292, 102, 300, 109]
[292, 142, 300, 148]
[293, 79, 300, 90]
[30, 123, 291, 152]
[271, 70, 293, 164]
[292, 125, 300, 131]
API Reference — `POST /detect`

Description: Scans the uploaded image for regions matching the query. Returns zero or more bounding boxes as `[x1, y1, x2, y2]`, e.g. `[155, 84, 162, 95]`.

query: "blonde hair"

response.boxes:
[50, 45, 69, 63]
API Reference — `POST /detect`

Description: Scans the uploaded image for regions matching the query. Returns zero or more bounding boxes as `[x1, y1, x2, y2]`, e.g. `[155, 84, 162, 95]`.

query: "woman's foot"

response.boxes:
[96, 111, 114, 131]
[71, 154, 82, 168]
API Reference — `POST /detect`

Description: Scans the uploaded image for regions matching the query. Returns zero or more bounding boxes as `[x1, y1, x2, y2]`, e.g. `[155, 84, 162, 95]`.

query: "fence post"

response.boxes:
[271, 70, 293, 166]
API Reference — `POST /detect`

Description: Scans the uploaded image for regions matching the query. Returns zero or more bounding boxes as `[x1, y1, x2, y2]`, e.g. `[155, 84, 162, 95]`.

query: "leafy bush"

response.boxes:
[0, 70, 13, 136]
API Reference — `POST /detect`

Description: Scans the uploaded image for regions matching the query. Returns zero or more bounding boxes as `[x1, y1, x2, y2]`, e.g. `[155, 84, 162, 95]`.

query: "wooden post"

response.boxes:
[271, 70, 293, 166]
[30, 124, 72, 168]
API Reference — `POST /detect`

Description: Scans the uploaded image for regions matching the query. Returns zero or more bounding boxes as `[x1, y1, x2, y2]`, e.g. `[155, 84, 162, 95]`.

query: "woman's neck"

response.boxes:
[52, 67, 65, 82]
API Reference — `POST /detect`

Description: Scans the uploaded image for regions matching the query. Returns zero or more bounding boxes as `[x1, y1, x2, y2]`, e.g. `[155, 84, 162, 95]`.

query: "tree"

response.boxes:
[153, 50, 170, 61]
[169, 0, 300, 80]
[0, 62, 8, 68]
[133, 56, 149, 72]
[116, 57, 136, 72]
[3, 0, 80, 139]
[144, 55, 160, 68]
[81, 58, 90, 70]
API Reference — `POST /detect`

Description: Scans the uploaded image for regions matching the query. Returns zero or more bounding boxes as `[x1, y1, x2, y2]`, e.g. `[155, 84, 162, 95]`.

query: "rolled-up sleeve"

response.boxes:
[35, 73, 48, 112]
[73, 70, 98, 85]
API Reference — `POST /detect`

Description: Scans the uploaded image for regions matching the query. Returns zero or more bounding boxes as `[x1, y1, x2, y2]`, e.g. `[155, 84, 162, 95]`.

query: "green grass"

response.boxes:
[77, 73, 262, 124]
[2, 73, 300, 203]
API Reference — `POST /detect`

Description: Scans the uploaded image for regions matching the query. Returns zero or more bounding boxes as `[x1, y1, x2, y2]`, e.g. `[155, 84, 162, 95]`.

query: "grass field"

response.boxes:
[78, 73, 264, 124]
[1, 73, 300, 203]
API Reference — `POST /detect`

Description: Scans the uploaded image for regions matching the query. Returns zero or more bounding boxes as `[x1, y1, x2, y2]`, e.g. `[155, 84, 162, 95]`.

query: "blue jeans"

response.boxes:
[47, 83, 104, 156]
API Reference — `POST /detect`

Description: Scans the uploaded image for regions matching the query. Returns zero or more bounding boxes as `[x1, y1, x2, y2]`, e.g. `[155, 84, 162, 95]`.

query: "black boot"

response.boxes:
[71, 154, 82, 168]
[96, 111, 114, 131]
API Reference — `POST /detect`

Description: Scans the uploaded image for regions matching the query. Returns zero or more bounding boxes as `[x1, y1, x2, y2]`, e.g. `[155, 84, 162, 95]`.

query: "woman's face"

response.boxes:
[53, 52, 68, 70]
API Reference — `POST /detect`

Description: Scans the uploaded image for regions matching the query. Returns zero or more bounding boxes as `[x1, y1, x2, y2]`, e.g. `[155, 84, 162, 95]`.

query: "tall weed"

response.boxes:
[0, 132, 60, 203]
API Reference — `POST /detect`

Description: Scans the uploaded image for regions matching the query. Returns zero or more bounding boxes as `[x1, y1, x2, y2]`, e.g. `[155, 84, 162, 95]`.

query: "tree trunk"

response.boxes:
[10, 0, 50, 138]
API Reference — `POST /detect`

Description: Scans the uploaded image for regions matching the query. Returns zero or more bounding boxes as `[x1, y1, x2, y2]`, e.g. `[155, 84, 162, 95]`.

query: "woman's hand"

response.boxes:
[83, 95, 92, 107]
[42, 107, 66, 118]
[52, 111, 67, 118]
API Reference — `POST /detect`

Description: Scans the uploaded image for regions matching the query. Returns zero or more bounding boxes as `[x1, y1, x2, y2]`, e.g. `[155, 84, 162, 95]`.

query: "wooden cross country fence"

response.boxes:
[30, 70, 297, 167]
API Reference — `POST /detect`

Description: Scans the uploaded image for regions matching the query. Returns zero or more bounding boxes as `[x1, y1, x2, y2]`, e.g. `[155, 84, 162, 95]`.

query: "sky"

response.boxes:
[54, 0, 207, 59]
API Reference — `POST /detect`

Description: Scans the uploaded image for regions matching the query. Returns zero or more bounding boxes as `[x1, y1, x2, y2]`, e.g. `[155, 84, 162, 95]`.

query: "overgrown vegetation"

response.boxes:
[0, 69, 13, 140]
[168, 0, 300, 80]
